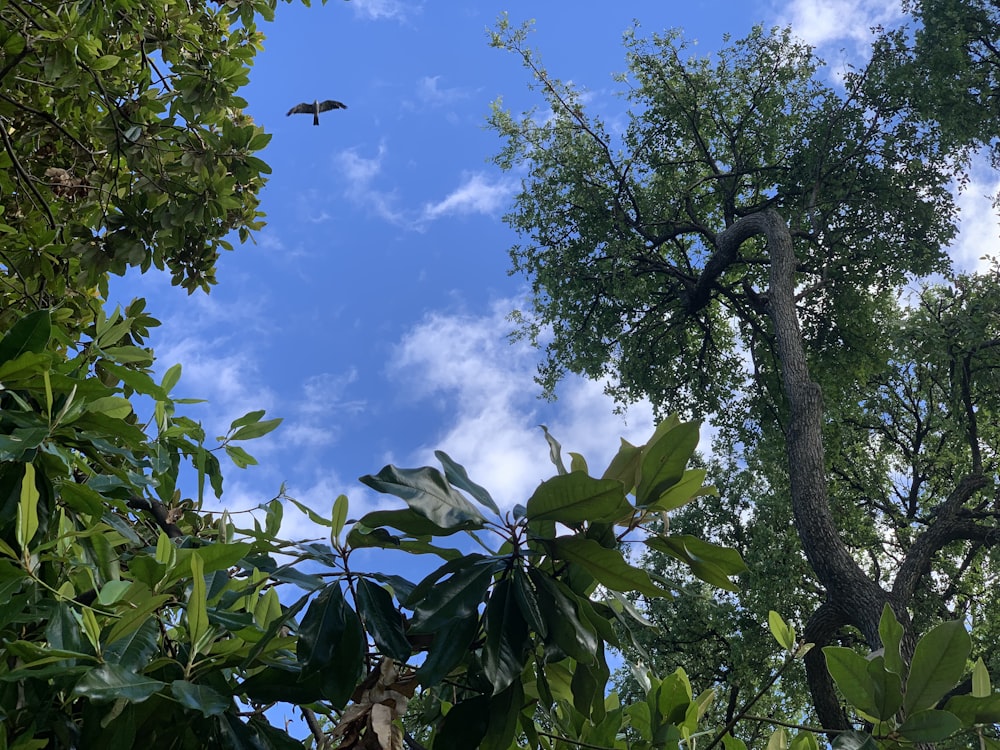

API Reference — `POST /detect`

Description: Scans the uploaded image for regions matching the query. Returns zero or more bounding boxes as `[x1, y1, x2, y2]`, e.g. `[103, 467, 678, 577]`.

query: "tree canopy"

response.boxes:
[490, 8, 1000, 742]
[2, 1, 999, 749]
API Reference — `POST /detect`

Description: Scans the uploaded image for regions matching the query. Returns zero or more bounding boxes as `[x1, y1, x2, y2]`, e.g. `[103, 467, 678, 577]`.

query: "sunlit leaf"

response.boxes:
[525, 472, 632, 525]
[903, 620, 970, 714]
[72, 664, 166, 703]
[361, 465, 486, 529]
[548, 536, 668, 597]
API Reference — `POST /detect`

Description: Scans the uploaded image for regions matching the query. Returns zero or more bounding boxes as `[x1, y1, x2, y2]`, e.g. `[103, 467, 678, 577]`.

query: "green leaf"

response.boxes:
[16, 463, 39, 551]
[878, 603, 905, 676]
[105, 619, 160, 672]
[529, 569, 599, 664]
[481, 681, 526, 750]
[945, 693, 1000, 725]
[188, 551, 209, 648]
[331, 494, 349, 540]
[413, 612, 479, 686]
[171, 680, 230, 717]
[903, 620, 970, 714]
[224, 444, 258, 468]
[972, 657, 991, 698]
[601, 437, 643, 490]
[896, 709, 962, 743]
[355, 578, 411, 662]
[72, 664, 166, 703]
[230, 417, 282, 441]
[831, 732, 878, 750]
[161, 363, 182, 394]
[296, 584, 365, 708]
[483, 577, 530, 694]
[768, 611, 794, 650]
[646, 468, 716, 512]
[435, 450, 500, 514]
[357, 507, 472, 537]
[644, 534, 746, 591]
[824, 646, 879, 718]
[90, 54, 120, 70]
[525, 472, 632, 525]
[360, 465, 486, 529]
[866, 656, 904, 720]
[765, 728, 788, 750]
[287, 496, 332, 528]
[635, 421, 699, 506]
[0, 309, 51, 364]
[789, 732, 820, 750]
[408, 557, 500, 634]
[548, 536, 668, 597]
[512, 566, 547, 637]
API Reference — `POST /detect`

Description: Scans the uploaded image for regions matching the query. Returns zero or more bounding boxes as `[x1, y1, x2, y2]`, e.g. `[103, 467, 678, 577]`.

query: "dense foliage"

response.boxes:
[1, 0, 998, 748]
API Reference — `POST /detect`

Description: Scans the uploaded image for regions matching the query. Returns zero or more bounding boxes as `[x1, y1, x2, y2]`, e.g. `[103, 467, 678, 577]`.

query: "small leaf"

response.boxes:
[972, 657, 991, 698]
[539, 424, 568, 474]
[831, 732, 878, 750]
[230, 417, 282, 441]
[90, 54, 120, 70]
[16, 463, 39, 552]
[224, 445, 257, 468]
[330, 494, 349, 540]
[768, 611, 794, 650]
[287, 497, 332, 528]
[188, 552, 208, 649]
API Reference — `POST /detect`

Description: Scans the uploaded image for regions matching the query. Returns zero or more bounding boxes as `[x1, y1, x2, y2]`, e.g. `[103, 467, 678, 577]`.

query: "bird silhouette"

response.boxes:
[286, 99, 347, 126]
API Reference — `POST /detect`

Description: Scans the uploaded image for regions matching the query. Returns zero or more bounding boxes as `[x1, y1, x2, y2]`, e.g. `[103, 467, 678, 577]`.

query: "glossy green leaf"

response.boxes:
[481, 681, 526, 750]
[549, 536, 668, 597]
[512, 566, 547, 637]
[972, 656, 991, 698]
[831, 732, 878, 750]
[896, 708, 962, 742]
[635, 421, 699, 506]
[945, 693, 1000, 725]
[239, 666, 324, 705]
[0, 309, 50, 363]
[529, 569, 598, 664]
[224, 444, 257, 468]
[824, 646, 879, 718]
[435, 450, 500, 514]
[866, 656, 903, 720]
[296, 584, 365, 708]
[789, 732, 820, 750]
[646, 467, 716, 512]
[768, 611, 795, 650]
[355, 577, 411, 661]
[357, 507, 471, 537]
[435, 696, 491, 750]
[483, 577, 530, 694]
[16, 463, 39, 551]
[903, 620, 970, 714]
[878, 603, 905, 676]
[525, 472, 632, 525]
[72, 664, 166, 703]
[230, 417, 282, 441]
[644, 534, 746, 591]
[408, 557, 499, 634]
[360, 464, 486, 529]
[330, 493, 349, 540]
[187, 551, 208, 648]
[601, 437, 643, 490]
[105, 619, 160, 672]
[287, 496, 332, 527]
[413, 612, 479, 686]
[765, 728, 788, 750]
[171, 680, 230, 717]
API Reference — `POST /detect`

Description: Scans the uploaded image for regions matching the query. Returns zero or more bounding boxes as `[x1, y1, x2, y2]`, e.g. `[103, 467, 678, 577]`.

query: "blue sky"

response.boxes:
[113, 0, 1000, 542]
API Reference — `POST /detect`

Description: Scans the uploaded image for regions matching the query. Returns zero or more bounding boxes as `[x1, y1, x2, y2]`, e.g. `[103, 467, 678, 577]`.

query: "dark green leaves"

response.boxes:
[72, 664, 166, 703]
[0, 310, 50, 364]
[296, 584, 365, 709]
[525, 473, 632, 525]
[361, 465, 486, 530]
[356, 578, 411, 662]
[548, 536, 668, 597]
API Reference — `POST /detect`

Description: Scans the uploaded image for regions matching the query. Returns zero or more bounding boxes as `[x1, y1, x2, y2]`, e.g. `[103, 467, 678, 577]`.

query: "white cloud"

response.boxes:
[421, 172, 518, 221]
[774, 0, 902, 49]
[334, 142, 407, 224]
[349, 0, 416, 22]
[415, 75, 471, 107]
[389, 299, 656, 508]
[950, 169, 1000, 274]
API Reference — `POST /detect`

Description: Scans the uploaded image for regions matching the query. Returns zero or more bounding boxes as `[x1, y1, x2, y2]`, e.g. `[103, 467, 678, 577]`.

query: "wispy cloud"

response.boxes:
[388, 299, 657, 508]
[950, 166, 1000, 274]
[414, 75, 474, 107]
[334, 141, 407, 224]
[349, 0, 417, 22]
[774, 0, 902, 49]
[420, 172, 518, 221]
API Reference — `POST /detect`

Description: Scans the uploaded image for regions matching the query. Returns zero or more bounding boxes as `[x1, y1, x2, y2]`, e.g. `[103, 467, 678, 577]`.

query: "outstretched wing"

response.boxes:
[317, 100, 347, 112]
[286, 102, 314, 116]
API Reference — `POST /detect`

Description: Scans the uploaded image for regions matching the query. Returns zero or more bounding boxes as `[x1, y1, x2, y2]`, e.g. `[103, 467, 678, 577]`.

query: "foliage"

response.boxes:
[488, 10, 1000, 743]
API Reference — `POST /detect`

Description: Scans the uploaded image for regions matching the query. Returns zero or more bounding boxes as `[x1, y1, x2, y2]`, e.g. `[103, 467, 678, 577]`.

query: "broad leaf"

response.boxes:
[525, 472, 632, 525]
[356, 577, 411, 661]
[171, 680, 231, 717]
[72, 664, 166, 703]
[413, 613, 479, 686]
[548, 536, 669, 597]
[903, 620, 970, 714]
[878, 604, 905, 677]
[896, 709, 962, 743]
[0, 309, 50, 363]
[433, 695, 491, 750]
[408, 557, 500, 634]
[360, 465, 486, 529]
[824, 647, 879, 718]
[483, 577, 530, 694]
[831, 732, 878, 750]
[297, 584, 365, 709]
[866, 656, 903, 721]
[635, 421, 699, 506]
[435, 450, 500, 514]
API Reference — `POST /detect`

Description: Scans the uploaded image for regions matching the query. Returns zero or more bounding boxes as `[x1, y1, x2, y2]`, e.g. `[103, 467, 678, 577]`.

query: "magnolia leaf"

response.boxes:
[16, 463, 39, 552]
[824, 647, 879, 718]
[435, 450, 500, 514]
[768, 611, 795, 651]
[483, 577, 530, 694]
[896, 709, 962, 743]
[548, 536, 668, 597]
[972, 657, 991, 698]
[635, 421, 699, 506]
[408, 557, 500, 634]
[356, 578, 411, 662]
[0, 309, 50, 363]
[878, 604, 905, 676]
[331, 494, 349, 540]
[903, 620, 970, 714]
[72, 664, 166, 703]
[171, 680, 231, 717]
[525, 473, 632, 525]
[360, 465, 486, 529]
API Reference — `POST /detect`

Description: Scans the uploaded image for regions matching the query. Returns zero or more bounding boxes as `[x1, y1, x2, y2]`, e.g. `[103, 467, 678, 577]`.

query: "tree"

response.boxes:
[489, 13, 1000, 736]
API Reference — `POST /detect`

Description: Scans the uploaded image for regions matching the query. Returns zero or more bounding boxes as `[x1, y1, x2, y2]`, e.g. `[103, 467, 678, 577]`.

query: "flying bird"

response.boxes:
[286, 99, 347, 126]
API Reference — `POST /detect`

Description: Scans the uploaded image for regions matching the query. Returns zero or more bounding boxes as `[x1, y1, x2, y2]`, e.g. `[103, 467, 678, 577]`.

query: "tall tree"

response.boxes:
[489, 16, 999, 730]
